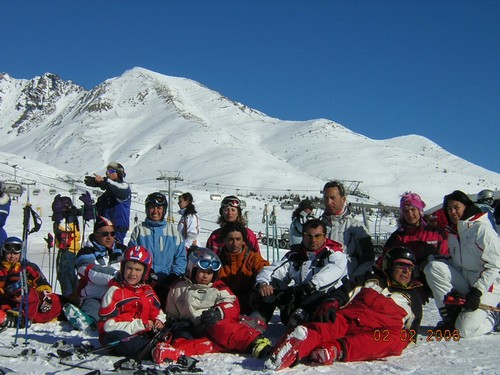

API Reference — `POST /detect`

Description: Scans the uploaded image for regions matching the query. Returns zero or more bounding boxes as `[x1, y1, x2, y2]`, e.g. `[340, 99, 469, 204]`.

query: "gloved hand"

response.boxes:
[51, 194, 64, 222]
[464, 287, 482, 311]
[79, 191, 95, 221]
[147, 270, 159, 287]
[39, 291, 53, 313]
[84, 176, 98, 187]
[313, 299, 340, 323]
[45, 233, 54, 249]
[200, 308, 222, 328]
[295, 282, 316, 296]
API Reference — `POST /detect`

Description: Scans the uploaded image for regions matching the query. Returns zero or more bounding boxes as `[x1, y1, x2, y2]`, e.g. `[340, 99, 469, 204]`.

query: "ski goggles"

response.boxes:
[146, 194, 167, 206]
[197, 259, 222, 272]
[3, 243, 22, 253]
[221, 199, 240, 208]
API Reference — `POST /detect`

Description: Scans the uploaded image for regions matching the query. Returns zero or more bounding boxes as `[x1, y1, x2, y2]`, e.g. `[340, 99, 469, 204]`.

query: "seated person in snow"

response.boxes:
[0, 237, 63, 330]
[264, 246, 423, 371]
[154, 247, 272, 364]
[255, 219, 347, 326]
[98, 246, 167, 360]
[72, 216, 126, 329]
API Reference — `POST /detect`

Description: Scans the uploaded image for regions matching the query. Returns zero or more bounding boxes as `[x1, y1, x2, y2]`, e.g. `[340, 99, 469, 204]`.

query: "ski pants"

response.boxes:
[102, 330, 154, 360]
[293, 314, 409, 362]
[424, 259, 500, 338]
[56, 250, 77, 297]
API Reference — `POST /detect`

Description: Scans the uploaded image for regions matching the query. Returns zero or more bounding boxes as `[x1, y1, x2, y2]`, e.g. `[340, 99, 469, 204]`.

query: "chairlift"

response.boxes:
[160, 190, 169, 196]
[49, 188, 57, 195]
[210, 193, 222, 201]
[240, 199, 247, 209]
[2, 181, 24, 198]
[69, 188, 78, 194]
[131, 191, 138, 199]
[173, 190, 183, 198]
[32, 188, 41, 196]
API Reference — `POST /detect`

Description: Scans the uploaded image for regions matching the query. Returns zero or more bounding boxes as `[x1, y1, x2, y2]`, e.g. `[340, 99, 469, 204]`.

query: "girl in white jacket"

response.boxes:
[424, 190, 500, 338]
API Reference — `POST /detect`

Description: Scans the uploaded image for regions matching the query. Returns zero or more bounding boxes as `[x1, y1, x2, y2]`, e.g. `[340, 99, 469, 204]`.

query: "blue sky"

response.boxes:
[2, 1, 499, 173]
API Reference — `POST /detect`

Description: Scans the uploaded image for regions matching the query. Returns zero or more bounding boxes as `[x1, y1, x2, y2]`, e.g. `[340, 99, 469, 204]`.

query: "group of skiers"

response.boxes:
[0, 167, 499, 371]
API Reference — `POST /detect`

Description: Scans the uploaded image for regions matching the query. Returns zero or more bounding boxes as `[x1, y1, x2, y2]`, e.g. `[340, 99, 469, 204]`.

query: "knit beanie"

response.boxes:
[94, 216, 114, 232]
[400, 192, 426, 214]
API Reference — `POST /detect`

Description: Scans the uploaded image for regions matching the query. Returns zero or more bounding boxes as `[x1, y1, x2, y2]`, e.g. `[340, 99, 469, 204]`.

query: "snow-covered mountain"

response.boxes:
[0, 67, 498, 207]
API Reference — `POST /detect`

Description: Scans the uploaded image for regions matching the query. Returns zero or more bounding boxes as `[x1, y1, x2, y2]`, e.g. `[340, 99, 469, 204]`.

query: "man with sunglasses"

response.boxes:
[71, 216, 126, 330]
[0, 237, 63, 330]
[264, 246, 423, 371]
[128, 192, 187, 306]
[255, 219, 347, 326]
[85, 162, 131, 244]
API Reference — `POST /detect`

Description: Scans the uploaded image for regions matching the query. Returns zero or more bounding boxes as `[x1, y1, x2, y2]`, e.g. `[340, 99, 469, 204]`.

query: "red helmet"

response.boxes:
[121, 245, 153, 283]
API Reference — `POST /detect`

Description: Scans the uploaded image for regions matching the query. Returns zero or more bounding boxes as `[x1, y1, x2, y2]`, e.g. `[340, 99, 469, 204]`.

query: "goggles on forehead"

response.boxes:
[197, 259, 222, 272]
[146, 194, 167, 206]
[222, 199, 240, 208]
[3, 243, 22, 254]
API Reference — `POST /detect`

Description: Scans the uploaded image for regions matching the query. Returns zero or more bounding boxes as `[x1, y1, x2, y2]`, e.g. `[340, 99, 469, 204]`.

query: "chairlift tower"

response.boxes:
[323, 179, 370, 199]
[156, 171, 183, 223]
[21, 180, 36, 202]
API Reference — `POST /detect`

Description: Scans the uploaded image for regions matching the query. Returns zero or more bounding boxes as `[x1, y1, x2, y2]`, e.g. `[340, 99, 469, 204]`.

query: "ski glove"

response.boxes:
[79, 191, 95, 221]
[84, 176, 98, 187]
[464, 287, 482, 311]
[200, 308, 222, 328]
[39, 291, 53, 313]
[51, 194, 65, 222]
[313, 299, 340, 323]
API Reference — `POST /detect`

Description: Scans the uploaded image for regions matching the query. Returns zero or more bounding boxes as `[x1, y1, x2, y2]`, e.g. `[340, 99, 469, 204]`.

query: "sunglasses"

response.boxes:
[222, 199, 240, 208]
[97, 231, 115, 237]
[3, 243, 22, 253]
[197, 259, 222, 272]
[106, 169, 117, 174]
[394, 263, 415, 272]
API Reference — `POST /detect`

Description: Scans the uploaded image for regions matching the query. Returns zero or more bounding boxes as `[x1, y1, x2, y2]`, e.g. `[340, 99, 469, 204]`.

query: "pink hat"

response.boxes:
[400, 192, 426, 214]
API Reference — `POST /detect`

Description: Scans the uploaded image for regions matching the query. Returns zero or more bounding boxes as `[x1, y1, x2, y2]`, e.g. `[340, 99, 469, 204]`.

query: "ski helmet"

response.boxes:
[477, 189, 495, 205]
[121, 245, 153, 283]
[145, 192, 168, 220]
[219, 195, 242, 215]
[382, 246, 416, 276]
[1, 236, 23, 257]
[186, 247, 222, 282]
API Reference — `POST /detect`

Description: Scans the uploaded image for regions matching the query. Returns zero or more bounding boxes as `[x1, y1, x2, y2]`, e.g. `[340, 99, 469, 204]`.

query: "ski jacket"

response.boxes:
[98, 277, 166, 339]
[0, 193, 11, 246]
[295, 270, 422, 363]
[446, 212, 500, 294]
[321, 208, 374, 281]
[165, 277, 262, 353]
[333, 270, 423, 333]
[206, 226, 260, 255]
[128, 219, 187, 280]
[177, 208, 199, 249]
[55, 220, 81, 254]
[218, 243, 270, 302]
[0, 260, 52, 295]
[376, 221, 448, 269]
[95, 178, 131, 239]
[255, 238, 347, 294]
[165, 278, 238, 326]
[0, 287, 62, 323]
[289, 211, 316, 246]
[75, 235, 126, 301]
[476, 203, 498, 233]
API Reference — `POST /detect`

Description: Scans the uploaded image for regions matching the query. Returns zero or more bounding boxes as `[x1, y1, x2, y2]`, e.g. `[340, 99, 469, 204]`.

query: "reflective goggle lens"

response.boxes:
[222, 199, 240, 208]
[197, 259, 222, 272]
[3, 243, 22, 253]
